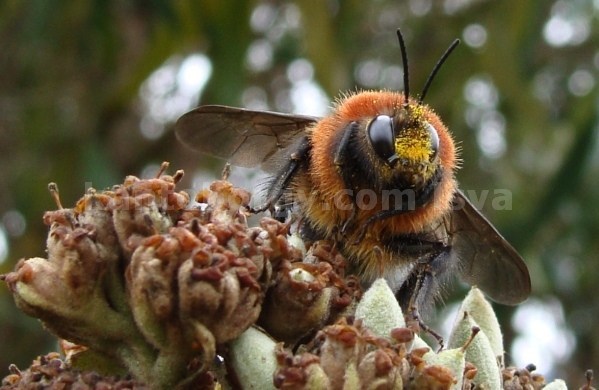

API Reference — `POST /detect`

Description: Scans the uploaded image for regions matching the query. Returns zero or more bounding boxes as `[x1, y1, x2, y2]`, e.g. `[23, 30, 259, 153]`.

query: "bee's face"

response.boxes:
[366, 104, 441, 189]
[324, 92, 455, 204]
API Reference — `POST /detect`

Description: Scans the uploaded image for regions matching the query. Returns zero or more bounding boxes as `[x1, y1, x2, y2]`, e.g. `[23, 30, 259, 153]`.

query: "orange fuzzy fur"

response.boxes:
[297, 91, 458, 277]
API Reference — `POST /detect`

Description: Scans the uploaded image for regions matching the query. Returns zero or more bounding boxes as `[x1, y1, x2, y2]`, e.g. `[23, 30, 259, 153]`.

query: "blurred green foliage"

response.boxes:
[0, 0, 597, 385]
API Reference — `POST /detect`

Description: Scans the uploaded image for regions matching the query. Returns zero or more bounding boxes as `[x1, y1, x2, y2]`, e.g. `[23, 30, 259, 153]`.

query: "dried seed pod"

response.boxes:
[5, 206, 126, 347]
[0, 353, 149, 389]
[3, 167, 288, 388]
[178, 247, 264, 348]
[108, 168, 190, 255]
[127, 233, 187, 350]
[126, 182, 278, 360]
[318, 319, 374, 388]
[258, 238, 357, 345]
[422, 326, 480, 389]
[259, 260, 337, 344]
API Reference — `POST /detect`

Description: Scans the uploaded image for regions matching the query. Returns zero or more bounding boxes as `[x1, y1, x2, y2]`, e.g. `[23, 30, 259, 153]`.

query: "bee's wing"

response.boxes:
[444, 190, 531, 305]
[175, 105, 318, 171]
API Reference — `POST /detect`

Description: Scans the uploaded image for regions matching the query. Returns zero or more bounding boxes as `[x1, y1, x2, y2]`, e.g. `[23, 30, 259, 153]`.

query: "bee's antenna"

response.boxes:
[420, 39, 460, 103]
[396, 29, 410, 106]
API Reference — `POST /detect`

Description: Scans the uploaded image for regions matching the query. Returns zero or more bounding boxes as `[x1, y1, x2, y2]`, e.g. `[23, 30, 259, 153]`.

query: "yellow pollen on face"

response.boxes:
[395, 129, 431, 162]
[393, 105, 433, 163]
[394, 131, 431, 162]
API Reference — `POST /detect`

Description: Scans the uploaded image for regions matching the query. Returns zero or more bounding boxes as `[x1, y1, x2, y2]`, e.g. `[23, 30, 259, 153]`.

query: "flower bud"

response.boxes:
[355, 278, 405, 339]
[228, 327, 278, 390]
[458, 287, 504, 364]
[448, 312, 500, 389]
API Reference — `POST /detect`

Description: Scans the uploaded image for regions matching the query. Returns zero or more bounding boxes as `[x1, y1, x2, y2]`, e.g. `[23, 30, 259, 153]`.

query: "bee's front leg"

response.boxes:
[250, 136, 311, 217]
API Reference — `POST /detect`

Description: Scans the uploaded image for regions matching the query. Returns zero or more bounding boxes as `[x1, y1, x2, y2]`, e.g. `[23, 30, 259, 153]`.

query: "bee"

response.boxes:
[175, 29, 531, 312]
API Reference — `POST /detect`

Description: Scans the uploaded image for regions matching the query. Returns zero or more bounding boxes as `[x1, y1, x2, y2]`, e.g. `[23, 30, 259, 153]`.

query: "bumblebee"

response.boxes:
[175, 30, 530, 310]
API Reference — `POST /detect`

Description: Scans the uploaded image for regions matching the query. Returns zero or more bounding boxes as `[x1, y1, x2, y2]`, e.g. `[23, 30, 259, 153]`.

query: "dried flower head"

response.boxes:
[1, 163, 565, 390]
[2, 164, 309, 388]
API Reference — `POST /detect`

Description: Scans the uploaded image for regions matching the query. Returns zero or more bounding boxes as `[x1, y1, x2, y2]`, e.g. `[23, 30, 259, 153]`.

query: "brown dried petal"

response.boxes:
[111, 200, 172, 255]
[411, 365, 457, 390]
[124, 175, 189, 213]
[391, 327, 415, 344]
[47, 228, 102, 294]
[75, 193, 120, 266]
[258, 218, 303, 264]
[206, 180, 251, 225]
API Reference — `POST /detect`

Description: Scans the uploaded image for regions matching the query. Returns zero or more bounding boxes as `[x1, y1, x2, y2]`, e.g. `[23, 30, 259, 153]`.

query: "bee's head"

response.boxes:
[312, 30, 459, 208]
[306, 29, 461, 233]
[361, 29, 459, 192]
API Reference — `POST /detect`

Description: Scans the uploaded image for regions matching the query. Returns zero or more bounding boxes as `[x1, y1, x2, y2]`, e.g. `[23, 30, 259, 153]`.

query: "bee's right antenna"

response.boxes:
[419, 39, 460, 103]
[396, 29, 410, 107]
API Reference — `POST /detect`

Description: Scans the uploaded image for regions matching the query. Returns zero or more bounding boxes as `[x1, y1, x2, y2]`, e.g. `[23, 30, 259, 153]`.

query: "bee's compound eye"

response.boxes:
[367, 115, 397, 164]
[426, 122, 440, 159]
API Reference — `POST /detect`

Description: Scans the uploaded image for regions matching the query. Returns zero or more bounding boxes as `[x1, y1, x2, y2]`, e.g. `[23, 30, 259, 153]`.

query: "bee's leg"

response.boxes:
[250, 136, 310, 214]
[394, 240, 453, 350]
[333, 122, 359, 234]
[406, 269, 445, 351]
[340, 206, 357, 235]
[221, 162, 232, 180]
[397, 242, 453, 307]
[272, 204, 291, 222]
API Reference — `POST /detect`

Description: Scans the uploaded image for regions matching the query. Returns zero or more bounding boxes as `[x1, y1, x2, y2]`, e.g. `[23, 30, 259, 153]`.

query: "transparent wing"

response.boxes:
[443, 190, 531, 305]
[175, 105, 318, 171]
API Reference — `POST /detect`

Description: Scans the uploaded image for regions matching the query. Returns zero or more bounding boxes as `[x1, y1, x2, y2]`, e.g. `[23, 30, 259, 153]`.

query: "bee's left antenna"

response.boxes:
[396, 29, 410, 106]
